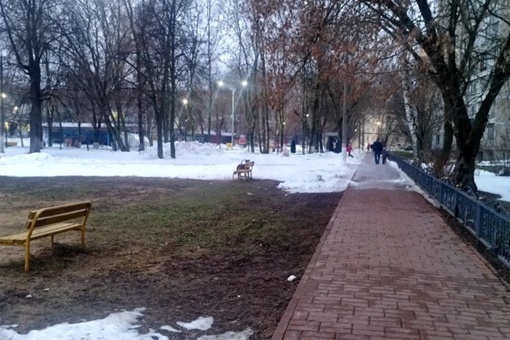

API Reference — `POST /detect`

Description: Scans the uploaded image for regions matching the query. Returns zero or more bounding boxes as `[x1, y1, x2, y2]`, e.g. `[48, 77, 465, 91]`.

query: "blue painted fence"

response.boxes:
[388, 154, 510, 268]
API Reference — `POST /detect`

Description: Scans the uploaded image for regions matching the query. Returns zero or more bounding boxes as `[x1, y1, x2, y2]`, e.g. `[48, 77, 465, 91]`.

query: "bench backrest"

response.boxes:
[244, 161, 255, 170]
[25, 201, 92, 230]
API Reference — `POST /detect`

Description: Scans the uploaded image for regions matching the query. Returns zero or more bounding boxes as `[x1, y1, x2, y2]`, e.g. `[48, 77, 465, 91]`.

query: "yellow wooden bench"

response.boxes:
[233, 160, 255, 180]
[0, 201, 92, 271]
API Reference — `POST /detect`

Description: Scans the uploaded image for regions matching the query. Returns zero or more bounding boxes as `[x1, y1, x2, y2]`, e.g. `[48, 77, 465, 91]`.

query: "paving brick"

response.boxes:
[290, 311, 309, 321]
[307, 311, 339, 323]
[334, 334, 369, 340]
[319, 322, 352, 333]
[287, 320, 320, 332]
[281, 330, 301, 340]
[300, 331, 335, 339]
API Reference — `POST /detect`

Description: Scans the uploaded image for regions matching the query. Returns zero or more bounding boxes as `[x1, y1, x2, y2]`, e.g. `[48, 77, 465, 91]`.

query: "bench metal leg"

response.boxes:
[24, 242, 31, 272]
[81, 229, 85, 247]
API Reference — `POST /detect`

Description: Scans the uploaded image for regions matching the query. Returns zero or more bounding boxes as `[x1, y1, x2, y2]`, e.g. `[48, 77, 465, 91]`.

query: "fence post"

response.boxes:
[475, 204, 482, 244]
[453, 190, 458, 218]
[438, 180, 443, 204]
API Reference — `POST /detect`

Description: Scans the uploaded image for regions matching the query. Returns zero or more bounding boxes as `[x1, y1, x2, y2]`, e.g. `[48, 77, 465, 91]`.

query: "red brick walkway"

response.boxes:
[272, 155, 510, 340]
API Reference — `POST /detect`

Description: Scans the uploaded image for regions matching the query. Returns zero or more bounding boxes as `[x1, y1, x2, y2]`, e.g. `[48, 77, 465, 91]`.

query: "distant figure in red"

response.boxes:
[367, 143, 371, 151]
[346, 143, 353, 158]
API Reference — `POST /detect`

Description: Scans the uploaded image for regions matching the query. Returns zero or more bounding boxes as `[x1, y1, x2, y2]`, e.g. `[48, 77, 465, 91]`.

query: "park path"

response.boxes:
[271, 154, 510, 340]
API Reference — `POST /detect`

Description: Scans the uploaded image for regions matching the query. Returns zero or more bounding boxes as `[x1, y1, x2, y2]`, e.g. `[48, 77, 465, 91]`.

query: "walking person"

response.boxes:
[346, 143, 354, 158]
[381, 147, 388, 164]
[372, 138, 383, 164]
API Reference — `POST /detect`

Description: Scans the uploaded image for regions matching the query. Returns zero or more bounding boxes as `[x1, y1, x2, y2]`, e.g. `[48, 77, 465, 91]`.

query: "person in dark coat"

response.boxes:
[381, 147, 388, 164]
[372, 138, 383, 164]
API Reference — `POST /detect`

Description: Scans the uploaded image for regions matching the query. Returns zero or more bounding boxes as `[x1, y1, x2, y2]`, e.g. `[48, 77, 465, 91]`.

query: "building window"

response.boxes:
[489, 19, 500, 37]
[487, 124, 494, 141]
[480, 52, 490, 71]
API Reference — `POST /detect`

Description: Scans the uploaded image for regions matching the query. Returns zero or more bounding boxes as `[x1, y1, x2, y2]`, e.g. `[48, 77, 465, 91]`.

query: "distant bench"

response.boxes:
[233, 160, 255, 180]
[0, 201, 92, 271]
[5, 142, 17, 147]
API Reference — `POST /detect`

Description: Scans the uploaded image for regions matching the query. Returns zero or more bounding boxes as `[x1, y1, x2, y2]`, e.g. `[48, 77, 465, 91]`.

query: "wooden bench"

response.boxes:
[233, 160, 255, 180]
[0, 201, 92, 271]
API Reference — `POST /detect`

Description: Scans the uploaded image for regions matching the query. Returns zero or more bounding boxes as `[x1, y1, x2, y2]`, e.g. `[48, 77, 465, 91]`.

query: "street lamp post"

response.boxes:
[0, 93, 5, 152]
[218, 80, 248, 147]
[230, 88, 235, 146]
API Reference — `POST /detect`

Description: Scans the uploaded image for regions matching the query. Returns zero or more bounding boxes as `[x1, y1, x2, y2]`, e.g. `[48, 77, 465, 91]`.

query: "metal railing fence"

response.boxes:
[388, 154, 510, 268]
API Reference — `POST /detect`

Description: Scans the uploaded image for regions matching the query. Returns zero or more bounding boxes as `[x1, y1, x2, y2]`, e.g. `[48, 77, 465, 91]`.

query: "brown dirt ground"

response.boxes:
[0, 177, 341, 339]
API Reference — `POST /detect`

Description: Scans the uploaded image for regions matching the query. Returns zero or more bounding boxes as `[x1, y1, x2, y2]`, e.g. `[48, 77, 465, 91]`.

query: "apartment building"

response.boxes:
[464, 4, 510, 160]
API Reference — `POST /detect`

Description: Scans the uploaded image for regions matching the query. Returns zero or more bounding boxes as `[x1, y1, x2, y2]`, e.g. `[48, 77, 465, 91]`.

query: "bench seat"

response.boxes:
[0, 223, 82, 245]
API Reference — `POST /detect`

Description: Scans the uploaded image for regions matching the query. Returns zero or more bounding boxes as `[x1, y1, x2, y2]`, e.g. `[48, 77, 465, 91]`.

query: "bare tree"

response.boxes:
[359, 0, 510, 192]
[224, 0, 259, 152]
[204, 0, 220, 142]
[127, 0, 191, 158]
[58, 0, 132, 151]
[0, 0, 60, 152]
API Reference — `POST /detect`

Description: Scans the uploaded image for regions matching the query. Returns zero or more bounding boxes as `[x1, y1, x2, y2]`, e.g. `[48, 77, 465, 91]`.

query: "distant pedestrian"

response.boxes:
[381, 148, 388, 164]
[346, 143, 353, 158]
[367, 143, 371, 151]
[372, 138, 383, 164]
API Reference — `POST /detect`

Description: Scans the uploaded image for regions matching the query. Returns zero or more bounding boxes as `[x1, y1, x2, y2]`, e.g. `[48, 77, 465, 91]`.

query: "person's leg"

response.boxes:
[374, 153, 378, 164]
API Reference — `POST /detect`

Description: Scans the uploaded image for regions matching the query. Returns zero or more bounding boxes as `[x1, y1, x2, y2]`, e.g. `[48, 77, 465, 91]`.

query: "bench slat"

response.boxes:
[27, 202, 91, 220]
[233, 169, 251, 174]
[30, 209, 89, 228]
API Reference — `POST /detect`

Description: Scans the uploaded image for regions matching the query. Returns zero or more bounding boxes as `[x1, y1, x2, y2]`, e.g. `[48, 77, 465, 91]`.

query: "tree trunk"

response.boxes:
[46, 106, 53, 147]
[433, 119, 453, 177]
[29, 65, 43, 153]
[156, 113, 163, 159]
[402, 77, 418, 156]
[454, 154, 477, 193]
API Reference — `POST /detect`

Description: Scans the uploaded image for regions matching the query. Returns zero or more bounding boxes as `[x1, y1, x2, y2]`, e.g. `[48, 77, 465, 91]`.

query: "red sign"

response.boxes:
[239, 137, 247, 145]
